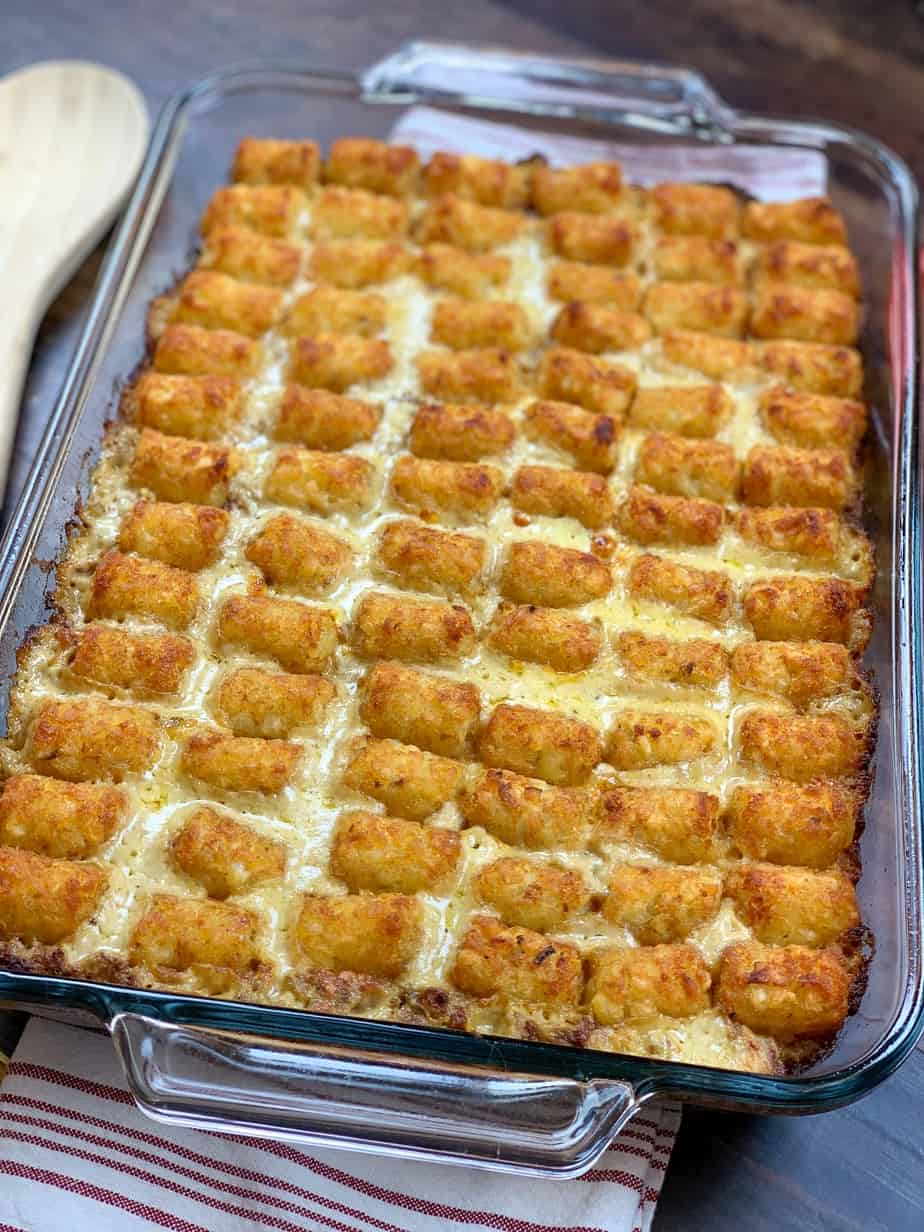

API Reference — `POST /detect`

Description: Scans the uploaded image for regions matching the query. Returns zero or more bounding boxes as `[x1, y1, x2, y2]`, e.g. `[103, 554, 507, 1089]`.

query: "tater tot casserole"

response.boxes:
[0, 137, 875, 1075]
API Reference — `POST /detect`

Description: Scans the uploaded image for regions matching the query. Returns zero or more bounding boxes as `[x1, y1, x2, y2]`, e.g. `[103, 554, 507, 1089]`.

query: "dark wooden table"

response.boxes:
[3, 1, 924, 1227]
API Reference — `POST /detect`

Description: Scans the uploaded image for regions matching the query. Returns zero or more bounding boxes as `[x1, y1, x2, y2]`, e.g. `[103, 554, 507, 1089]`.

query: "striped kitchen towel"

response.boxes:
[0, 1016, 680, 1232]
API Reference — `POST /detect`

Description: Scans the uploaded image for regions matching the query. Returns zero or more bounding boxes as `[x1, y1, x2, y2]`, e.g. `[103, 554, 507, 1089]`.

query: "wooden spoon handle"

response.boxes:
[0, 262, 45, 498]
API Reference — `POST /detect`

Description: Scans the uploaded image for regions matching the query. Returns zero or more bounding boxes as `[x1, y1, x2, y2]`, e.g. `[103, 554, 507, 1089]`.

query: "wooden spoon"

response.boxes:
[0, 61, 149, 497]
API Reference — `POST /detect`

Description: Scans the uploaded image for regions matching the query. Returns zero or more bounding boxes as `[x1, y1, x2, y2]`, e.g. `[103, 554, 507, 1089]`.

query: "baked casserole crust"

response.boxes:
[0, 136, 876, 1075]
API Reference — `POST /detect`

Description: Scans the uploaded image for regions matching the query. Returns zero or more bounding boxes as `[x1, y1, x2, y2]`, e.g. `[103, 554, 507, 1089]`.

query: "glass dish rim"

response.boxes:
[0, 48, 921, 1117]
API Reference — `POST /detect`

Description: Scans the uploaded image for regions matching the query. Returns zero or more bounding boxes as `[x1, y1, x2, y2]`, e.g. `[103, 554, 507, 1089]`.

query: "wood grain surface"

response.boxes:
[2, 2, 924, 1228]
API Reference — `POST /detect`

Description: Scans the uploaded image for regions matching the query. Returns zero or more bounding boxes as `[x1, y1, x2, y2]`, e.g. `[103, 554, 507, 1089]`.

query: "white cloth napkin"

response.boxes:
[0, 1017, 680, 1232]
[391, 105, 829, 198]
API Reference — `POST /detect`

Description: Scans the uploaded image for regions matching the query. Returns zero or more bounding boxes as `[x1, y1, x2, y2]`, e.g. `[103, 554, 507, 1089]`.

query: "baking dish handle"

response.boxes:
[110, 1012, 640, 1176]
[361, 39, 736, 140]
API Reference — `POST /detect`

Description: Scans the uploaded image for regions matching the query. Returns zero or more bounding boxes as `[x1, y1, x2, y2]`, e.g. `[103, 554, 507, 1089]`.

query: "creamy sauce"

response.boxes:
[2, 178, 875, 1077]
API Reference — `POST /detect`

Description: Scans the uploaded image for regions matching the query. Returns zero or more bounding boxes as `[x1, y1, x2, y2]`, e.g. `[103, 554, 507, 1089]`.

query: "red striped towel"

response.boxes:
[0, 1017, 679, 1232]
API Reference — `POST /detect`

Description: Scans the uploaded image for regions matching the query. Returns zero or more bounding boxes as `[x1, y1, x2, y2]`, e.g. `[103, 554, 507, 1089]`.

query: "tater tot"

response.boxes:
[751, 285, 859, 347]
[0, 846, 106, 944]
[636, 432, 738, 502]
[215, 667, 335, 738]
[548, 262, 641, 308]
[628, 384, 732, 438]
[288, 333, 392, 392]
[282, 286, 387, 338]
[460, 768, 593, 851]
[131, 428, 237, 507]
[606, 709, 718, 771]
[652, 183, 739, 238]
[0, 774, 126, 860]
[727, 781, 858, 868]
[730, 640, 853, 707]
[292, 892, 422, 978]
[487, 602, 602, 673]
[547, 212, 635, 266]
[416, 347, 522, 404]
[550, 302, 652, 353]
[511, 465, 614, 530]
[753, 240, 861, 297]
[716, 941, 849, 1038]
[604, 865, 722, 944]
[741, 445, 855, 511]
[180, 727, 301, 795]
[245, 513, 352, 593]
[725, 863, 859, 948]
[325, 138, 420, 196]
[330, 809, 460, 894]
[424, 151, 531, 208]
[432, 298, 534, 352]
[377, 519, 485, 597]
[594, 785, 722, 863]
[628, 553, 733, 625]
[758, 385, 867, 452]
[167, 269, 282, 337]
[201, 183, 304, 238]
[216, 590, 339, 673]
[653, 235, 741, 284]
[133, 372, 242, 441]
[27, 697, 160, 783]
[88, 550, 199, 631]
[736, 506, 840, 560]
[743, 575, 868, 647]
[416, 193, 524, 252]
[170, 806, 285, 898]
[523, 398, 620, 474]
[153, 323, 261, 379]
[66, 624, 194, 696]
[537, 347, 637, 417]
[757, 340, 863, 398]
[587, 944, 712, 1025]
[742, 197, 847, 246]
[417, 243, 510, 299]
[309, 240, 412, 288]
[409, 402, 515, 461]
[475, 856, 590, 932]
[266, 447, 375, 515]
[390, 455, 503, 522]
[360, 661, 480, 758]
[274, 385, 380, 450]
[531, 161, 623, 215]
[341, 736, 463, 821]
[616, 630, 728, 689]
[478, 702, 602, 786]
[450, 914, 583, 1006]
[500, 540, 610, 608]
[129, 893, 263, 992]
[202, 225, 302, 286]
[232, 137, 320, 188]
[312, 185, 409, 240]
[661, 329, 754, 381]
[118, 500, 229, 572]
[740, 710, 868, 782]
[617, 486, 725, 547]
[644, 281, 748, 338]
[351, 591, 475, 663]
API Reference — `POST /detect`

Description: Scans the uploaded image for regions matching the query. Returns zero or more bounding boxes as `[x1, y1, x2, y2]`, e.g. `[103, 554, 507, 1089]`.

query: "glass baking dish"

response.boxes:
[0, 42, 920, 1177]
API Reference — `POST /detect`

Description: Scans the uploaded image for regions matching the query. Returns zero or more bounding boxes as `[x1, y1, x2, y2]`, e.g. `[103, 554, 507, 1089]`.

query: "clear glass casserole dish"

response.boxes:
[0, 41, 920, 1177]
